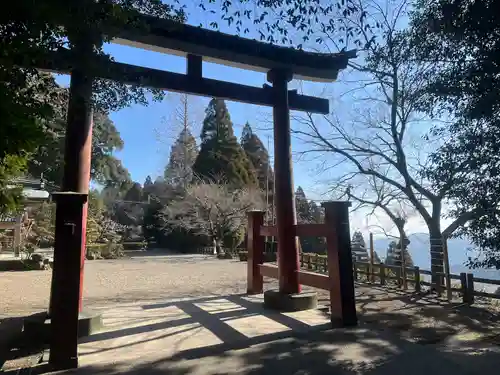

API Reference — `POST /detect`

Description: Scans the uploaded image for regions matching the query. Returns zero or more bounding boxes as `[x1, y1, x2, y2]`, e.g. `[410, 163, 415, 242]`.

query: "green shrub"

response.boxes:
[223, 227, 245, 252]
[86, 242, 124, 260]
[101, 242, 124, 259]
[122, 241, 147, 250]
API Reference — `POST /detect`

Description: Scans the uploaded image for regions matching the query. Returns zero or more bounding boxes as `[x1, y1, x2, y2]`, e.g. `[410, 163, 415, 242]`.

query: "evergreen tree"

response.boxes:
[294, 187, 326, 253]
[241, 122, 274, 197]
[295, 186, 311, 223]
[164, 128, 198, 187]
[351, 231, 369, 262]
[192, 98, 256, 187]
[385, 237, 413, 267]
[396, 235, 414, 267]
[124, 183, 143, 202]
[372, 250, 381, 264]
[114, 182, 144, 227]
[385, 241, 399, 266]
[144, 175, 153, 187]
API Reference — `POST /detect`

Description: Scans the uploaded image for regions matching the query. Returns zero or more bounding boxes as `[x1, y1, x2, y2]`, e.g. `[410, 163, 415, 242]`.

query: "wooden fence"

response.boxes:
[299, 253, 500, 305]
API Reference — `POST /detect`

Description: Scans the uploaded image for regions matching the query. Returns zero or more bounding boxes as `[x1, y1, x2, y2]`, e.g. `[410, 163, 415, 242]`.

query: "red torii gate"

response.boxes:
[18, 8, 356, 370]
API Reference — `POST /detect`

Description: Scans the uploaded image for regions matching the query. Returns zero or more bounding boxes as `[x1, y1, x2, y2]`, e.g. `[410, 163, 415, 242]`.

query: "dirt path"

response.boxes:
[1, 252, 499, 347]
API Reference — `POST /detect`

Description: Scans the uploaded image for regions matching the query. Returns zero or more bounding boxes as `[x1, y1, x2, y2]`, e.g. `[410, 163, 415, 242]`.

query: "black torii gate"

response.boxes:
[20, 10, 356, 370]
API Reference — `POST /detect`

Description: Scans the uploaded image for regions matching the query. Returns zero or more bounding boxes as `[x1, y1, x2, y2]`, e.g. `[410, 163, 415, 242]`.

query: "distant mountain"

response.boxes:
[371, 233, 500, 280]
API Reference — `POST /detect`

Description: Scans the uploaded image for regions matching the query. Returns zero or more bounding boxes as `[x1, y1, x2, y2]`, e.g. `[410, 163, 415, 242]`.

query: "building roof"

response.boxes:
[8, 177, 45, 190]
[112, 14, 356, 82]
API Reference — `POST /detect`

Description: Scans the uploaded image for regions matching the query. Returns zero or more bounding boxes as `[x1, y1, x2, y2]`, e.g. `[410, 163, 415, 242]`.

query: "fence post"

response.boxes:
[299, 253, 304, 268]
[379, 264, 386, 285]
[443, 238, 452, 302]
[414, 266, 421, 292]
[466, 273, 475, 305]
[395, 267, 402, 288]
[402, 266, 408, 290]
[460, 272, 467, 303]
[353, 261, 358, 281]
[322, 201, 357, 327]
[369, 232, 374, 282]
[247, 211, 265, 294]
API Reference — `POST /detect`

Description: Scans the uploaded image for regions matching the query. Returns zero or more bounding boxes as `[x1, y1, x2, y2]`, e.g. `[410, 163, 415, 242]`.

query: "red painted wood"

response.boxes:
[259, 225, 277, 237]
[298, 270, 329, 290]
[322, 201, 358, 327]
[295, 223, 329, 237]
[268, 69, 301, 295]
[49, 44, 94, 368]
[324, 224, 343, 324]
[247, 211, 265, 294]
[259, 264, 279, 279]
[258, 264, 329, 291]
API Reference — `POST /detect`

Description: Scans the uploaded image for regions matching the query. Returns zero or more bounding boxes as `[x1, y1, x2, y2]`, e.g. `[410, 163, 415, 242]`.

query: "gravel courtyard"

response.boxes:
[1, 252, 250, 318]
[1, 251, 500, 374]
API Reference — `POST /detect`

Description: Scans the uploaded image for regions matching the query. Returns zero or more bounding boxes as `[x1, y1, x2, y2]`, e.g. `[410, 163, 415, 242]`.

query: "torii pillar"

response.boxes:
[264, 69, 317, 309]
[46, 35, 102, 370]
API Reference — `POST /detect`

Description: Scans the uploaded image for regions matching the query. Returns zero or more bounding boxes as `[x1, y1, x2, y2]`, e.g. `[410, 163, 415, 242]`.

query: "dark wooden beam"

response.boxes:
[31, 51, 329, 114]
[187, 54, 202, 78]
[112, 12, 356, 82]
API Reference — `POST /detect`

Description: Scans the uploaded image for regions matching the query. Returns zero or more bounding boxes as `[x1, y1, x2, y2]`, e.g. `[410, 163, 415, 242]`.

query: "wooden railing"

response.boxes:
[247, 202, 358, 327]
[298, 253, 500, 305]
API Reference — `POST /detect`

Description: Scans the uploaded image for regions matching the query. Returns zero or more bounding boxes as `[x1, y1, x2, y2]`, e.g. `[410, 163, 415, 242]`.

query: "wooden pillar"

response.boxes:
[247, 211, 265, 294]
[267, 68, 300, 295]
[48, 34, 93, 370]
[49, 192, 88, 369]
[369, 232, 374, 282]
[322, 201, 357, 327]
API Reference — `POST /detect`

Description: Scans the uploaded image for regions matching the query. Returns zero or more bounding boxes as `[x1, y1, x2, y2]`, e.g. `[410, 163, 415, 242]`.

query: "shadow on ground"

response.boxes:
[3, 284, 500, 374]
[347, 283, 500, 345]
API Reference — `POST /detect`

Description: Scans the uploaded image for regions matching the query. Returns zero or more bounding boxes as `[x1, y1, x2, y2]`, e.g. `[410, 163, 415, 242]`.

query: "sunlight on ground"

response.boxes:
[76, 294, 331, 368]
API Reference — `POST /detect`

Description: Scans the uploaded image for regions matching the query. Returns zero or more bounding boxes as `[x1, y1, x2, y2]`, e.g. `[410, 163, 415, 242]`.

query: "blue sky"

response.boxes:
[55, 1, 329, 193]
[54, 0, 446, 236]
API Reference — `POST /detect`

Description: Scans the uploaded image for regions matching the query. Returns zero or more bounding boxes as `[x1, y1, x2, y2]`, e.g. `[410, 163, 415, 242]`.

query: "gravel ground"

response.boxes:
[1, 251, 499, 346]
[1, 253, 251, 318]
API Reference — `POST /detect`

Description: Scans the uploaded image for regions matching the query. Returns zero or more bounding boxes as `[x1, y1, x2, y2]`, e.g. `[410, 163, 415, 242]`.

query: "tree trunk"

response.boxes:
[429, 225, 444, 292]
[398, 227, 406, 289]
[212, 237, 218, 255]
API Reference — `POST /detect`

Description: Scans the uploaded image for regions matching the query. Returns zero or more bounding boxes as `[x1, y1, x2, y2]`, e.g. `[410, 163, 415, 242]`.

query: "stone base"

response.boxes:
[263, 290, 318, 312]
[23, 310, 103, 345]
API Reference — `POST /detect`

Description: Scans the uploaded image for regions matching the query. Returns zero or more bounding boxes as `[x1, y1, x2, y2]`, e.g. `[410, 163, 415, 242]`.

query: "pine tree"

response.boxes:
[396, 235, 414, 267]
[294, 187, 325, 253]
[385, 240, 399, 266]
[164, 128, 198, 187]
[241, 122, 274, 196]
[351, 231, 369, 262]
[296, 186, 311, 223]
[192, 98, 256, 187]
[385, 238, 413, 267]
[144, 175, 153, 187]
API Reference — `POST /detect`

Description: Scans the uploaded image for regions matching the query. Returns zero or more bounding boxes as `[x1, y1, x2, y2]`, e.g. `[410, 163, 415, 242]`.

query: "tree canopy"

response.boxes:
[351, 231, 369, 262]
[164, 128, 198, 187]
[27, 109, 131, 187]
[192, 98, 256, 187]
[1, 0, 183, 213]
[241, 122, 274, 196]
[411, 0, 500, 268]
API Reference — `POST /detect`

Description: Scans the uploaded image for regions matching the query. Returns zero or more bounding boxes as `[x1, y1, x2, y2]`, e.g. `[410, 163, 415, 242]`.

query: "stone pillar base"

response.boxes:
[263, 290, 318, 312]
[23, 309, 103, 345]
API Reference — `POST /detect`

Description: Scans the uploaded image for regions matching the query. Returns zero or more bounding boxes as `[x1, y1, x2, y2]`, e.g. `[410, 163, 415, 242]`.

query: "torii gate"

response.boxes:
[19, 8, 356, 370]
